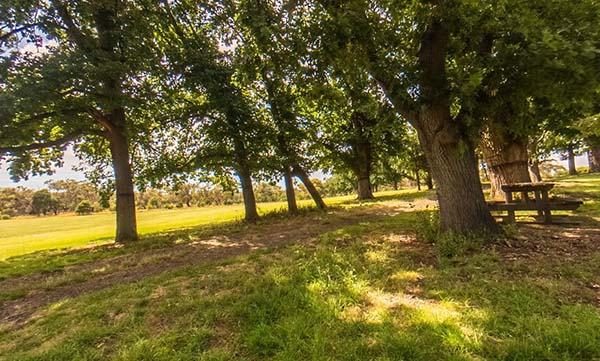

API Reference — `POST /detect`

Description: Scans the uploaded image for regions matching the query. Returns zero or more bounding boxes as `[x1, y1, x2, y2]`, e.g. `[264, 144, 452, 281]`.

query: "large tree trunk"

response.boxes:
[357, 176, 374, 200]
[283, 167, 298, 214]
[107, 125, 138, 243]
[293, 165, 327, 210]
[480, 129, 531, 200]
[417, 106, 500, 234]
[567, 144, 577, 175]
[238, 166, 259, 222]
[587, 137, 600, 173]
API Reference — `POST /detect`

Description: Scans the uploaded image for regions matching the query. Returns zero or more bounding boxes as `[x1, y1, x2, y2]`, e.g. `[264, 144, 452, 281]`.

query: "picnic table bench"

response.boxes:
[487, 182, 582, 224]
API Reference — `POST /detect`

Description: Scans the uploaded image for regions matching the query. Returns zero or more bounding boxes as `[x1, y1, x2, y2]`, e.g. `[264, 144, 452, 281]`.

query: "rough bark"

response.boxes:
[283, 167, 298, 214]
[357, 176, 374, 200]
[412, 20, 500, 234]
[293, 165, 327, 210]
[238, 166, 259, 222]
[351, 119, 375, 200]
[587, 137, 600, 173]
[107, 127, 138, 243]
[480, 129, 531, 200]
[567, 144, 577, 175]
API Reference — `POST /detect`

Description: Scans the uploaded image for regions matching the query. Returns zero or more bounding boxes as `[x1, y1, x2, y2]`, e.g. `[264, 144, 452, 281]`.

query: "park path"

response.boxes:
[0, 202, 423, 330]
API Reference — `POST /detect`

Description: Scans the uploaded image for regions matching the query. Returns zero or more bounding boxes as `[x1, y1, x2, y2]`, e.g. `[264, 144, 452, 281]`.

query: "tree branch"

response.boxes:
[50, 0, 96, 53]
[0, 24, 41, 44]
[0, 131, 82, 154]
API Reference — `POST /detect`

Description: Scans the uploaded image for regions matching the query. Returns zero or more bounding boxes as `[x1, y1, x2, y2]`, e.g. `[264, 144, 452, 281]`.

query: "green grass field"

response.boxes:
[1, 176, 599, 360]
[0, 190, 418, 260]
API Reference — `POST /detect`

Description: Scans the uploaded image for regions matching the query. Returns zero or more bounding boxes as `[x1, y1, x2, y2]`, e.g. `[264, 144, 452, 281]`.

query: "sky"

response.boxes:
[0, 148, 86, 189]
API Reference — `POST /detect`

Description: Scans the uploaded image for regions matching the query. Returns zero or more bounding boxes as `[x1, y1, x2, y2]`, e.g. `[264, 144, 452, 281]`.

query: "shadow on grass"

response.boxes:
[338, 189, 437, 206]
[3, 212, 599, 360]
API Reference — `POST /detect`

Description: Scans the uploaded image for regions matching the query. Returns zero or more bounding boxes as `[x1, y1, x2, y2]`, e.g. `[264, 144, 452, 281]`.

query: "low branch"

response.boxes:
[0, 131, 82, 154]
[0, 24, 41, 43]
[50, 0, 96, 53]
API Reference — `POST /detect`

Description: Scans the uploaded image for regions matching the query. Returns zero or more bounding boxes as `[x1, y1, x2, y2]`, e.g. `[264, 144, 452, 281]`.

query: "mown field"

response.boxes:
[0, 192, 385, 260]
[0, 175, 599, 360]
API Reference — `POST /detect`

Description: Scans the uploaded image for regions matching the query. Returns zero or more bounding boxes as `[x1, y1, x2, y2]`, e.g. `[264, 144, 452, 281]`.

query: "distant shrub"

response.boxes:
[149, 197, 161, 209]
[164, 203, 174, 209]
[0, 214, 11, 220]
[75, 200, 94, 215]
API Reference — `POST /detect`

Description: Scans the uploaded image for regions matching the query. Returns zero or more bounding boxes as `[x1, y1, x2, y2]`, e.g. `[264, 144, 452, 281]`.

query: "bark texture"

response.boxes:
[107, 125, 138, 242]
[350, 112, 375, 200]
[529, 159, 542, 182]
[567, 144, 577, 175]
[587, 137, 600, 173]
[283, 167, 298, 214]
[238, 166, 259, 222]
[413, 20, 500, 234]
[480, 129, 531, 200]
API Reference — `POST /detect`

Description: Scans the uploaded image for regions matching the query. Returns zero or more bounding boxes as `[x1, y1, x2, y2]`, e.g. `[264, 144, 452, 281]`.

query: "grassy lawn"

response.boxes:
[0, 192, 390, 260]
[0, 177, 599, 360]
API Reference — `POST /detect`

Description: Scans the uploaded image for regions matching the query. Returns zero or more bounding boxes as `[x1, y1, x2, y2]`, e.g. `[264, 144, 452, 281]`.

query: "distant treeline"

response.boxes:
[0, 175, 417, 218]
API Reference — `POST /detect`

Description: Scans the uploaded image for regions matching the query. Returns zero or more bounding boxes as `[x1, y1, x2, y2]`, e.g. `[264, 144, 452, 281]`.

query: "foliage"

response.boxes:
[31, 189, 58, 216]
[75, 200, 93, 215]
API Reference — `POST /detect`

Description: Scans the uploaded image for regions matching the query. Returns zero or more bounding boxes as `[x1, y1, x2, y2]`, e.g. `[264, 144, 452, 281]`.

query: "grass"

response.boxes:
[0, 176, 599, 360]
[1, 210, 599, 360]
[1, 191, 409, 261]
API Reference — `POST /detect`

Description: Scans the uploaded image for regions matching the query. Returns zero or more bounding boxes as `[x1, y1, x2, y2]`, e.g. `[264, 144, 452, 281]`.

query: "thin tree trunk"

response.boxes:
[238, 166, 259, 222]
[529, 158, 542, 182]
[415, 169, 421, 191]
[283, 167, 298, 214]
[354, 137, 374, 200]
[107, 126, 138, 243]
[293, 165, 327, 210]
[393, 180, 398, 190]
[567, 144, 577, 175]
[480, 130, 531, 200]
[425, 171, 433, 190]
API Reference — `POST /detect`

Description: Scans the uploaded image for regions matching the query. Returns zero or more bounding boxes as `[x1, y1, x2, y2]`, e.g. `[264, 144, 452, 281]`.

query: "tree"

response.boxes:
[31, 189, 58, 216]
[471, 0, 600, 197]
[307, 1, 500, 233]
[235, 0, 328, 212]
[0, 0, 165, 242]
[47, 179, 99, 212]
[75, 200, 93, 215]
[140, 0, 268, 222]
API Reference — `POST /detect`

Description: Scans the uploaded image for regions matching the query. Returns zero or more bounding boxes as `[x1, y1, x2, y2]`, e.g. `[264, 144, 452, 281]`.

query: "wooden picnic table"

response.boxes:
[487, 182, 582, 224]
[502, 182, 554, 224]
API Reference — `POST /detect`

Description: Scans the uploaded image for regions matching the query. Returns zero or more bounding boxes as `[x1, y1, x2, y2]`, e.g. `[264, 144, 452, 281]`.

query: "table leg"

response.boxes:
[506, 191, 515, 223]
[534, 190, 544, 221]
[541, 190, 552, 224]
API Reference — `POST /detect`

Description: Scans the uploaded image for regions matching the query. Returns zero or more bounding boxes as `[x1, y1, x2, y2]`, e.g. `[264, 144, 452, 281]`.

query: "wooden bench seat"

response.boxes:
[487, 199, 583, 211]
[486, 182, 583, 224]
